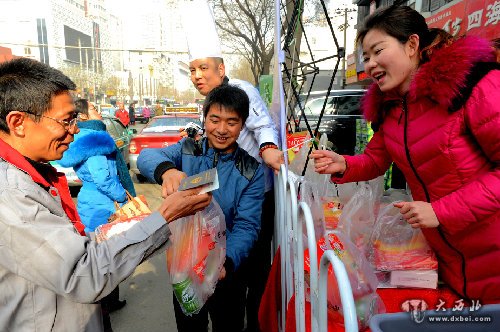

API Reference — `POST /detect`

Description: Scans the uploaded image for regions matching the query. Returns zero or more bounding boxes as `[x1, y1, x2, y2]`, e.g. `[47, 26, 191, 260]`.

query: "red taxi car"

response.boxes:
[129, 112, 202, 182]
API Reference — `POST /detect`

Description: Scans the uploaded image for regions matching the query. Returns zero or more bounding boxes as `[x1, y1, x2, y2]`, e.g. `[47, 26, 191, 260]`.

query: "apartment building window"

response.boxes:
[422, 0, 455, 12]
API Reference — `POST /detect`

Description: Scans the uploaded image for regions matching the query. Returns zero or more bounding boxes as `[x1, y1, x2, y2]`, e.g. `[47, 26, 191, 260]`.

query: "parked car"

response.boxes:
[134, 106, 152, 124]
[295, 89, 366, 155]
[129, 112, 202, 182]
[50, 115, 135, 188]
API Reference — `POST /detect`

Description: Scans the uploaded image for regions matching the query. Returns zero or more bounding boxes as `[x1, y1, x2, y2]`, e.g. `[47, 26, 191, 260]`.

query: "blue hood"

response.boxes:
[59, 129, 116, 167]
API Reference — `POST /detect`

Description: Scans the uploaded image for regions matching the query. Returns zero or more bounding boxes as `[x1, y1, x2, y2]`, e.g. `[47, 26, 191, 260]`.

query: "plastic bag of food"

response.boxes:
[166, 201, 226, 316]
[336, 183, 377, 256]
[369, 202, 437, 271]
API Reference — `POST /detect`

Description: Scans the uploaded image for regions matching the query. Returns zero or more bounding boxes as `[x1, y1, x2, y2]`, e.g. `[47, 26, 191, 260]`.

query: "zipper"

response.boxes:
[402, 95, 429, 202]
[402, 95, 469, 299]
[213, 151, 219, 168]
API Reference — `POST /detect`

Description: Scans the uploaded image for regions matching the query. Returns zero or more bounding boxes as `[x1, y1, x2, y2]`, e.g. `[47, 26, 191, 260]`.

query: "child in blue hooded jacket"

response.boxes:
[59, 99, 134, 232]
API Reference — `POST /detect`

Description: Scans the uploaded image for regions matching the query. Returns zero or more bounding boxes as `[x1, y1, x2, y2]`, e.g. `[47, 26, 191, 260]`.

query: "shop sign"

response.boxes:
[426, 0, 500, 40]
[347, 53, 356, 66]
[357, 71, 369, 81]
[346, 63, 357, 79]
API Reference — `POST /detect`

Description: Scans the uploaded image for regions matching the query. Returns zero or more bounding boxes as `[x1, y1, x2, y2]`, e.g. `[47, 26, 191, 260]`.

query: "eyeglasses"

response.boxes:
[22, 111, 79, 132]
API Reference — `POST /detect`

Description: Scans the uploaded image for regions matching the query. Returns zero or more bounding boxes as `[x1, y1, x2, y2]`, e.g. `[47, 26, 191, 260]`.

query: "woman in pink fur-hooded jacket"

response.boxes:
[311, 5, 500, 304]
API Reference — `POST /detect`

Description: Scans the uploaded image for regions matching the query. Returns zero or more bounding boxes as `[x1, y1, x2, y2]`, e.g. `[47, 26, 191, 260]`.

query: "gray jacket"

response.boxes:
[0, 158, 171, 331]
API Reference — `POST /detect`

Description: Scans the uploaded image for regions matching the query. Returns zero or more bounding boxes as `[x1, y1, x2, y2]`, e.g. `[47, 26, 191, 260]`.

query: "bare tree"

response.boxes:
[231, 57, 256, 84]
[210, 0, 274, 84]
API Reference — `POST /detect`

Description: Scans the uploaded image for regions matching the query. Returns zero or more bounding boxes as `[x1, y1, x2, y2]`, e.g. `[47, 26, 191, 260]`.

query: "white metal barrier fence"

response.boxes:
[274, 165, 358, 332]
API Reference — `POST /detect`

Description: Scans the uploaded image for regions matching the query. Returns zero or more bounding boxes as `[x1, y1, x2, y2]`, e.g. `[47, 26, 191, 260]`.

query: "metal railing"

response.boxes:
[274, 165, 358, 332]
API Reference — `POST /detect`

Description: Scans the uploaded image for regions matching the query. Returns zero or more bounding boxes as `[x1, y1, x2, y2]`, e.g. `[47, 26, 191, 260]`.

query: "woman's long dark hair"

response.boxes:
[356, 5, 453, 64]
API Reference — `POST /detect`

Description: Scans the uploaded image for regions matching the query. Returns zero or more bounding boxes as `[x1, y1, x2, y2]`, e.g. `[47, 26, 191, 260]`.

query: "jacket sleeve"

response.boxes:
[86, 155, 127, 203]
[0, 188, 171, 303]
[234, 81, 279, 146]
[432, 71, 500, 234]
[137, 141, 183, 183]
[226, 165, 265, 270]
[331, 128, 392, 183]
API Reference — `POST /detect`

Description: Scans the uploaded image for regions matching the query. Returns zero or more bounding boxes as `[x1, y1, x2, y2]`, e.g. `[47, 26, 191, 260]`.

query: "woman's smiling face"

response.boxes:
[362, 28, 419, 95]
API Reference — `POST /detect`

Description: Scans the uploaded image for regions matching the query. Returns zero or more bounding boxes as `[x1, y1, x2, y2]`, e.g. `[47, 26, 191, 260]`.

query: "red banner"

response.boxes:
[426, 0, 500, 40]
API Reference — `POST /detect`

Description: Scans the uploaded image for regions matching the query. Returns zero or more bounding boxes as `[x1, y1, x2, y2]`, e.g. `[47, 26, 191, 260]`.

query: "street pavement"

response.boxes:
[109, 122, 179, 331]
[109, 179, 180, 332]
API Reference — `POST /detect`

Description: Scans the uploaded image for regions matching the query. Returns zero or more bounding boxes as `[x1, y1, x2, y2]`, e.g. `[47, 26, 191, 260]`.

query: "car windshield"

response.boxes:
[100, 107, 115, 116]
[302, 95, 362, 116]
[142, 116, 201, 133]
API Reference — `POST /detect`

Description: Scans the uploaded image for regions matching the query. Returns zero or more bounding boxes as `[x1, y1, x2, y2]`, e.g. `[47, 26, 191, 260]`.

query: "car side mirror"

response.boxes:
[129, 128, 137, 135]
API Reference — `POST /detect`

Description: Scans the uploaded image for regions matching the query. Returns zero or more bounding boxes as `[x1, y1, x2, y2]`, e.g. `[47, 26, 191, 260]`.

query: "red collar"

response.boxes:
[0, 138, 86, 236]
[0, 138, 51, 187]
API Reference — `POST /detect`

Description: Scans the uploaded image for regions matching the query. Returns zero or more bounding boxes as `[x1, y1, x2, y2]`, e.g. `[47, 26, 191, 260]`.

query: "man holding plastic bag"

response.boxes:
[138, 85, 265, 332]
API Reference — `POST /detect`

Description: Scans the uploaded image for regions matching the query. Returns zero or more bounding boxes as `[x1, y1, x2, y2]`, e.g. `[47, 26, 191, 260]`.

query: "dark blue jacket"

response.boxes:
[137, 137, 265, 270]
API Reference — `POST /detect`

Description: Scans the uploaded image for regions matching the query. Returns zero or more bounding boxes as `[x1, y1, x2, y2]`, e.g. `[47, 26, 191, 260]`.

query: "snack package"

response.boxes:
[322, 196, 343, 230]
[95, 214, 149, 243]
[95, 193, 151, 243]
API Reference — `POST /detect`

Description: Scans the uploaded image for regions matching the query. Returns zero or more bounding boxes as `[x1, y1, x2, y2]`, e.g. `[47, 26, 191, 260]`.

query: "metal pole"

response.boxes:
[78, 38, 83, 98]
[94, 45, 98, 104]
[85, 48, 89, 99]
[342, 8, 347, 89]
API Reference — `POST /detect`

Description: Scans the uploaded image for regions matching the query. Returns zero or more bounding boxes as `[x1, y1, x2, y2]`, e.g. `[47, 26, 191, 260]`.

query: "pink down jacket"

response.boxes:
[334, 36, 500, 303]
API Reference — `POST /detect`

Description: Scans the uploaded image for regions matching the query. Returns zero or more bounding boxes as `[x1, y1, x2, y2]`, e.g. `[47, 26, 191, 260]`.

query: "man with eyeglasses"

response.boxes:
[22, 110, 79, 132]
[0, 58, 212, 331]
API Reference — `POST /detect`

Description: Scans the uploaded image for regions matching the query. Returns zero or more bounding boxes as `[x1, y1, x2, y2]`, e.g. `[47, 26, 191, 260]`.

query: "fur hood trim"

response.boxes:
[59, 129, 116, 167]
[362, 36, 494, 123]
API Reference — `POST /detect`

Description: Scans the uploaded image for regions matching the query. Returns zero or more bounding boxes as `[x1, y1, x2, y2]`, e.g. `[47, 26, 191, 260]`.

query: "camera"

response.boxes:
[184, 122, 202, 138]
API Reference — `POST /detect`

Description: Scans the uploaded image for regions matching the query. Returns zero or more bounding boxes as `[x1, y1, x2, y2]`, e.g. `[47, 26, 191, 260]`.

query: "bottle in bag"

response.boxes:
[172, 274, 203, 315]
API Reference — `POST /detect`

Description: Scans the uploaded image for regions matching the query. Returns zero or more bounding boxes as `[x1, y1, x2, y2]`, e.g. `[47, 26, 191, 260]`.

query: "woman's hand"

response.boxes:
[393, 201, 440, 228]
[310, 150, 346, 175]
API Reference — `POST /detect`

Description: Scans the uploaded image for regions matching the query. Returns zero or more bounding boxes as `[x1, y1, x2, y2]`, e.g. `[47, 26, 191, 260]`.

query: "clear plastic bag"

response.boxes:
[166, 201, 226, 316]
[369, 202, 438, 271]
[299, 179, 327, 240]
[335, 175, 384, 206]
[288, 134, 331, 194]
[337, 183, 377, 256]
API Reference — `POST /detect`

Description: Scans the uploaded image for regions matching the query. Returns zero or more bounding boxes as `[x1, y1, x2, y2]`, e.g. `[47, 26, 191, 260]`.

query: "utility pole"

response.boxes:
[335, 7, 356, 89]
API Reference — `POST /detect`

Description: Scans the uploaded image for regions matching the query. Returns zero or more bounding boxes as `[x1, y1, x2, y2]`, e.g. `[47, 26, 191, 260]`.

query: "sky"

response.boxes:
[106, 0, 358, 54]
